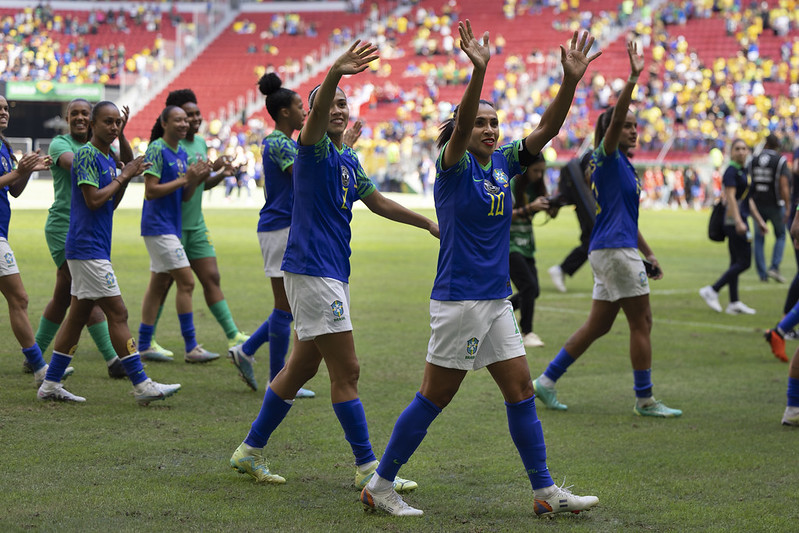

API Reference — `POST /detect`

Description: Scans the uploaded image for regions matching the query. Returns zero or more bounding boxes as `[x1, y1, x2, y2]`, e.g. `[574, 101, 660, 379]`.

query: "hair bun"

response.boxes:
[258, 73, 283, 96]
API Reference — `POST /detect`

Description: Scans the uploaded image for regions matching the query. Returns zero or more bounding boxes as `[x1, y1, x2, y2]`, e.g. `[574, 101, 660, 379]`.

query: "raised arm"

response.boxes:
[116, 105, 134, 164]
[524, 31, 601, 155]
[441, 19, 490, 171]
[602, 41, 643, 155]
[80, 156, 150, 210]
[361, 190, 439, 238]
[299, 41, 378, 147]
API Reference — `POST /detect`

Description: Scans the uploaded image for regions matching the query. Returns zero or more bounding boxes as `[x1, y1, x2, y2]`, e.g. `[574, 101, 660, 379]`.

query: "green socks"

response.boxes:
[34, 316, 61, 353]
[87, 321, 118, 363]
[209, 299, 238, 339]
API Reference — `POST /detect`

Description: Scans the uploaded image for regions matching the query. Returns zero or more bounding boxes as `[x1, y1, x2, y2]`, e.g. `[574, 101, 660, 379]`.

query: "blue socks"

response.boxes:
[633, 369, 653, 398]
[178, 312, 197, 352]
[377, 392, 441, 482]
[788, 377, 799, 408]
[268, 309, 293, 382]
[243, 318, 269, 356]
[245, 387, 293, 448]
[332, 398, 377, 466]
[120, 353, 148, 385]
[543, 348, 576, 382]
[506, 396, 553, 490]
[22, 344, 46, 373]
[44, 351, 73, 383]
[778, 305, 799, 335]
[138, 323, 154, 352]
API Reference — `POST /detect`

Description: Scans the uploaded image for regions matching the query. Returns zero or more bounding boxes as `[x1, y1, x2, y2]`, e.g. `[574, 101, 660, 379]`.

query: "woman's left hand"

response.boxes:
[528, 197, 550, 212]
[561, 31, 602, 83]
[646, 255, 663, 280]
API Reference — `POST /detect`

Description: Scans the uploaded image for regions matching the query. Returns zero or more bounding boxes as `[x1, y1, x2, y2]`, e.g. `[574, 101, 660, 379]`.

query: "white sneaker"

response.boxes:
[725, 301, 755, 315]
[360, 486, 423, 516]
[133, 378, 181, 405]
[37, 381, 86, 402]
[548, 265, 567, 293]
[781, 406, 799, 426]
[699, 286, 722, 312]
[534, 483, 599, 517]
[34, 364, 75, 387]
[523, 332, 545, 348]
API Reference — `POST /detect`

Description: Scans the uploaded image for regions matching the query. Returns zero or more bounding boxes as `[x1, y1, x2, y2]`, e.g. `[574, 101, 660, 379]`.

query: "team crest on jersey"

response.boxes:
[0, 156, 9, 173]
[4, 251, 14, 266]
[176, 159, 187, 174]
[341, 165, 351, 187]
[483, 180, 501, 195]
[331, 300, 345, 321]
[465, 337, 479, 359]
[493, 169, 509, 187]
[104, 272, 117, 288]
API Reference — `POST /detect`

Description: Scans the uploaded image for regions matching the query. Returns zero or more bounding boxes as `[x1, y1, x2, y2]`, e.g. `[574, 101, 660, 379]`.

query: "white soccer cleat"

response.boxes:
[534, 483, 598, 518]
[725, 301, 755, 315]
[548, 265, 567, 293]
[360, 486, 423, 516]
[133, 378, 181, 405]
[37, 381, 86, 403]
[782, 406, 799, 426]
[698, 286, 722, 312]
[523, 332, 545, 348]
[33, 364, 75, 388]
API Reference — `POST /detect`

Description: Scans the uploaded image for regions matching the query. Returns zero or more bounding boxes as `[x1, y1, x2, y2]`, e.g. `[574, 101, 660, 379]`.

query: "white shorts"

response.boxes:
[258, 227, 290, 278]
[143, 235, 190, 273]
[589, 248, 650, 302]
[0, 238, 20, 277]
[67, 259, 122, 300]
[426, 299, 526, 371]
[284, 272, 352, 341]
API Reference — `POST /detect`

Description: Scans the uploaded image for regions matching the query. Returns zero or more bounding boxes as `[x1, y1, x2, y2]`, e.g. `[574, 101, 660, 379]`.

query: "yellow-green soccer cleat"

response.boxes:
[230, 442, 286, 484]
[149, 340, 175, 358]
[355, 461, 417, 493]
[228, 331, 250, 349]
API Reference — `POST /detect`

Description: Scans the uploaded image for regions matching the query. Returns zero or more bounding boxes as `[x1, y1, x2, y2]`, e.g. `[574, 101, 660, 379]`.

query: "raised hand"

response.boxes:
[332, 41, 379, 77]
[119, 105, 130, 135]
[458, 19, 490, 70]
[343, 119, 363, 147]
[120, 156, 150, 183]
[17, 151, 49, 175]
[560, 31, 602, 83]
[627, 40, 644, 77]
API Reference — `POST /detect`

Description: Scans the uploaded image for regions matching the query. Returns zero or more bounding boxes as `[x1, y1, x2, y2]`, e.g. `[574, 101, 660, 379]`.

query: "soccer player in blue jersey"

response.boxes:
[532, 42, 681, 418]
[360, 22, 600, 518]
[29, 99, 133, 380]
[228, 73, 314, 397]
[138, 106, 217, 364]
[229, 41, 438, 494]
[36, 101, 181, 404]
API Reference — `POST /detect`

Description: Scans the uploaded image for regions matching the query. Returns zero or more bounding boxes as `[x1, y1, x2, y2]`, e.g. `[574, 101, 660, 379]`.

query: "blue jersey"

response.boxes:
[258, 130, 296, 232]
[141, 138, 188, 237]
[588, 143, 640, 252]
[0, 143, 13, 239]
[431, 140, 524, 301]
[281, 134, 376, 283]
[65, 144, 118, 260]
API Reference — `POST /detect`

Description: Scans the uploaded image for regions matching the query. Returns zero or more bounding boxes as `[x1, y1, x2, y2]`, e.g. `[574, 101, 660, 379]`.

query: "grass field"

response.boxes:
[1, 205, 798, 532]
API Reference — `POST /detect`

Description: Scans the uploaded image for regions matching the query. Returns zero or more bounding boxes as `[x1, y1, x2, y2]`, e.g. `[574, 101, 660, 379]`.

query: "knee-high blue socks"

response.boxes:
[376, 392, 441, 482]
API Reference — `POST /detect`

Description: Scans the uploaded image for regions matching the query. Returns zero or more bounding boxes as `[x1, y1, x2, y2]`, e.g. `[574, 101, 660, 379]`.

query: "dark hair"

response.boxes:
[764, 133, 780, 150]
[90, 100, 118, 122]
[436, 100, 495, 150]
[149, 105, 182, 143]
[258, 73, 297, 121]
[67, 98, 92, 113]
[307, 84, 345, 110]
[594, 106, 615, 149]
[165, 88, 198, 108]
[730, 137, 747, 152]
[513, 153, 547, 209]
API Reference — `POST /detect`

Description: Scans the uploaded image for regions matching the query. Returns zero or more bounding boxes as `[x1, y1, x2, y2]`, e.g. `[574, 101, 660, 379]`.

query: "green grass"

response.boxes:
[2, 206, 798, 532]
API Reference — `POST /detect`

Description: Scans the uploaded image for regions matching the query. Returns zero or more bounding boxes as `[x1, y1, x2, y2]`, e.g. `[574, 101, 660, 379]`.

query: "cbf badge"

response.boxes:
[465, 337, 479, 360]
[176, 159, 186, 174]
[493, 168, 509, 187]
[104, 271, 117, 289]
[4, 251, 14, 266]
[341, 165, 350, 187]
[0, 156, 9, 174]
[331, 300, 345, 322]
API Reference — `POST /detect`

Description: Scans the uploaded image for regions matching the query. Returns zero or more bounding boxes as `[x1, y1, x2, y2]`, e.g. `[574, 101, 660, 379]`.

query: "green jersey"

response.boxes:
[45, 133, 86, 234]
[179, 135, 209, 231]
[509, 176, 537, 258]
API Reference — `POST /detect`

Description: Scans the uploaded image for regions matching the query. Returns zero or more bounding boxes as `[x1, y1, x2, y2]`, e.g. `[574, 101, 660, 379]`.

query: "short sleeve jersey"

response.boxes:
[65, 144, 118, 260]
[431, 140, 524, 301]
[281, 134, 375, 283]
[141, 138, 189, 237]
[508, 176, 537, 258]
[0, 143, 13, 239]
[722, 162, 750, 221]
[588, 142, 640, 252]
[258, 130, 297, 232]
[46, 133, 86, 234]
[179, 135, 208, 231]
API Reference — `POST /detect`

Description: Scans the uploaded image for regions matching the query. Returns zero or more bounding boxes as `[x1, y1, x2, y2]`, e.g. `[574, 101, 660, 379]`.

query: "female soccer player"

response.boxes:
[139, 89, 248, 362]
[137, 106, 216, 364]
[36, 101, 181, 404]
[509, 154, 549, 348]
[228, 73, 314, 397]
[31, 98, 133, 379]
[532, 41, 681, 418]
[360, 22, 599, 517]
[229, 41, 438, 494]
[700, 139, 766, 316]
[0, 96, 62, 387]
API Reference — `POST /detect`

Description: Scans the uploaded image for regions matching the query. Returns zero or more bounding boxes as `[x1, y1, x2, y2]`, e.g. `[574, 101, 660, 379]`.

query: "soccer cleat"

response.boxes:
[133, 378, 181, 405]
[140, 344, 174, 362]
[185, 344, 220, 364]
[698, 286, 722, 312]
[523, 332, 545, 348]
[548, 265, 567, 293]
[781, 406, 799, 426]
[533, 483, 598, 518]
[356, 462, 418, 493]
[767, 268, 786, 283]
[34, 364, 75, 388]
[22, 359, 33, 373]
[533, 378, 567, 410]
[784, 329, 799, 341]
[229, 442, 286, 484]
[228, 344, 257, 391]
[228, 331, 250, 349]
[107, 358, 127, 379]
[633, 399, 682, 418]
[37, 382, 86, 402]
[725, 301, 755, 315]
[295, 387, 315, 399]
[150, 340, 174, 357]
[360, 487, 423, 516]
[764, 329, 788, 363]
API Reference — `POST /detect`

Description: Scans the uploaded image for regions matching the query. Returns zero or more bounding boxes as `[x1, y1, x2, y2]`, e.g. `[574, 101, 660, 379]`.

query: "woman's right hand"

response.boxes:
[458, 19, 490, 71]
[331, 41, 379, 77]
[735, 219, 747, 236]
[186, 160, 211, 183]
[528, 197, 550, 212]
[627, 40, 644, 77]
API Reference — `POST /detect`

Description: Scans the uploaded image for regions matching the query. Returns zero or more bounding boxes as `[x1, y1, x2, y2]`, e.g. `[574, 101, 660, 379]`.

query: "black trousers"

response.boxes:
[712, 225, 752, 303]
[509, 253, 539, 334]
[560, 205, 594, 276]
